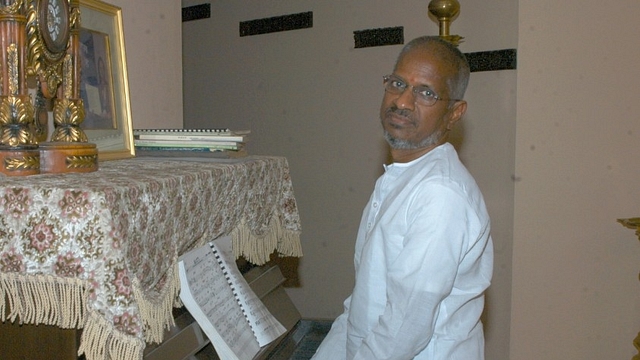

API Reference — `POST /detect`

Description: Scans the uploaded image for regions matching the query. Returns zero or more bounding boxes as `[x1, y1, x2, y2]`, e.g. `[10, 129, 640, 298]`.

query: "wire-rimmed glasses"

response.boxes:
[383, 75, 460, 106]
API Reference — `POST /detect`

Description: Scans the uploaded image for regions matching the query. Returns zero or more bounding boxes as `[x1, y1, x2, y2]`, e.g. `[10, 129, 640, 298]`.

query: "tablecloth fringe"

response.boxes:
[79, 310, 145, 360]
[231, 214, 303, 265]
[131, 264, 180, 344]
[0, 272, 85, 328]
[0, 273, 145, 359]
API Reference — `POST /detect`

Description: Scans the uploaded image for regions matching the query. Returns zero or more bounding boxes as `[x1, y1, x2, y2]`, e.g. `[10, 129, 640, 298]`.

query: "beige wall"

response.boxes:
[106, 0, 183, 129]
[125, 0, 640, 358]
[512, 1, 640, 359]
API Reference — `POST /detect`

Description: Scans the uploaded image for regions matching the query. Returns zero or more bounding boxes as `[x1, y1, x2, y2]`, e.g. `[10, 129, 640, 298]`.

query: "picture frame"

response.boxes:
[79, 0, 134, 160]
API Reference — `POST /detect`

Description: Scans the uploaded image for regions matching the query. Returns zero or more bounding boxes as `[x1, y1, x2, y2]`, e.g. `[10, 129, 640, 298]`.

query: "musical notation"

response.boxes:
[178, 235, 286, 360]
[211, 236, 286, 346]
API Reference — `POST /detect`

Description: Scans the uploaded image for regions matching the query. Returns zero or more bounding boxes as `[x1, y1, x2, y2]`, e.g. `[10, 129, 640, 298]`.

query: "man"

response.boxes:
[312, 36, 494, 359]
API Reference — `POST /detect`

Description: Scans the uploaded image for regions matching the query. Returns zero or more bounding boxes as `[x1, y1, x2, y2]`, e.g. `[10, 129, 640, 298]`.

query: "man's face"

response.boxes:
[380, 47, 465, 151]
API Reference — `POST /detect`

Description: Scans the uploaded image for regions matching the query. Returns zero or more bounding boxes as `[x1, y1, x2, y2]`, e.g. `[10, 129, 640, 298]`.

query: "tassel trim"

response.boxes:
[0, 272, 85, 328]
[231, 213, 302, 265]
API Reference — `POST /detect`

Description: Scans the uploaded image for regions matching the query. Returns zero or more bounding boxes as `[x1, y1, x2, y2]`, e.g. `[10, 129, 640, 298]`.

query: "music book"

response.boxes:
[134, 134, 247, 142]
[134, 129, 250, 143]
[135, 128, 231, 133]
[135, 148, 248, 159]
[178, 236, 286, 360]
[134, 139, 242, 148]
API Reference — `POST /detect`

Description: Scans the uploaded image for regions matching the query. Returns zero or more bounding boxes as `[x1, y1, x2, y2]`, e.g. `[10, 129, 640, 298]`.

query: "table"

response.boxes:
[0, 156, 302, 359]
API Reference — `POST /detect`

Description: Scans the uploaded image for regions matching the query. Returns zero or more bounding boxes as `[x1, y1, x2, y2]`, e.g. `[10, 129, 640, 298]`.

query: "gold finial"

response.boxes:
[428, 0, 463, 46]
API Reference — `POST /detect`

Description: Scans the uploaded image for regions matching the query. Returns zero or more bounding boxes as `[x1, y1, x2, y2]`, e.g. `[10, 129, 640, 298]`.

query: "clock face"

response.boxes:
[39, 0, 70, 54]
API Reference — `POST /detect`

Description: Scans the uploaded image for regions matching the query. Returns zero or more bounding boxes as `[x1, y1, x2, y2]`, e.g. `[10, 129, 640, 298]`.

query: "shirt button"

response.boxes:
[373, 202, 378, 208]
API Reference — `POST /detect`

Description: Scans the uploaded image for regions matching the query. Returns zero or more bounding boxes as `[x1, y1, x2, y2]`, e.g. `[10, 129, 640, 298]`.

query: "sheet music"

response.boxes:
[211, 236, 287, 346]
[178, 244, 260, 360]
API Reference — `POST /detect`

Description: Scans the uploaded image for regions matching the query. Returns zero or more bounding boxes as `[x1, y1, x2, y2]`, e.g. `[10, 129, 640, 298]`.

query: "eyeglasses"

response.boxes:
[382, 75, 460, 107]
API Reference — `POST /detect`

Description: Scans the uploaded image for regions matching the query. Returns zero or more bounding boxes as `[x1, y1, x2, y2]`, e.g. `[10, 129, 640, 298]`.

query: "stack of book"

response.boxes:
[133, 128, 250, 158]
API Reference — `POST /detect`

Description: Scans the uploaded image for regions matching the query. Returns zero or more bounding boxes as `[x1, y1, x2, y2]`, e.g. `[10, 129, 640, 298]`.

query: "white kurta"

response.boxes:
[313, 143, 493, 360]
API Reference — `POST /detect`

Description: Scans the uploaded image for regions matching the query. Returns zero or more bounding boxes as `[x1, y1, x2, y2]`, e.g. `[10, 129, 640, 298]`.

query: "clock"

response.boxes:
[38, 0, 70, 54]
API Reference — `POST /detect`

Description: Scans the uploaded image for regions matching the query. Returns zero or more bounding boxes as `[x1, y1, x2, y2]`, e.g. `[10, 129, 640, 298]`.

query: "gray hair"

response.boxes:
[395, 36, 470, 100]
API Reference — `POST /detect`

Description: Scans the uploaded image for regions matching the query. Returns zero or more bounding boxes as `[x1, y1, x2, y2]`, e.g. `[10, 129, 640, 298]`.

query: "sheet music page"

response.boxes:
[212, 236, 287, 346]
[178, 244, 260, 360]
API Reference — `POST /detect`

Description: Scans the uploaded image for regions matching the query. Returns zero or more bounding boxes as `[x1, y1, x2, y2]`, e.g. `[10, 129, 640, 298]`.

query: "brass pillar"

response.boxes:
[0, 0, 39, 176]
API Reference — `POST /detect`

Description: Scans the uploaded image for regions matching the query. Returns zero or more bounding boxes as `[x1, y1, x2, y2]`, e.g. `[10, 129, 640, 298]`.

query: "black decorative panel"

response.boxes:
[239, 12, 313, 37]
[353, 27, 404, 49]
[182, 3, 211, 22]
[465, 49, 517, 73]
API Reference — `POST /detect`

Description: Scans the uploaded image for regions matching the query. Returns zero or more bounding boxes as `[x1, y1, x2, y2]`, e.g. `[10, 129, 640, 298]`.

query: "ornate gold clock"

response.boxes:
[0, 0, 96, 175]
[27, 0, 71, 98]
[38, 0, 70, 54]
[28, 0, 98, 173]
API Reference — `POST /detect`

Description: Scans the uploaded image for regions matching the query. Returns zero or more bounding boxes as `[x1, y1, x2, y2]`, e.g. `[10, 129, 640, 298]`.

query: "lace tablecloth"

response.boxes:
[0, 156, 302, 359]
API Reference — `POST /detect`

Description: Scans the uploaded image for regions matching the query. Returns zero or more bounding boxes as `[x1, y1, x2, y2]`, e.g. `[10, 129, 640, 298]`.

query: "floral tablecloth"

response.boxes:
[0, 155, 302, 359]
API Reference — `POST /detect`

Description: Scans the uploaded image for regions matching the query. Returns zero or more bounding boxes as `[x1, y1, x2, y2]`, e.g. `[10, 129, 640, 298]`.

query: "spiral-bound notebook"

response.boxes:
[178, 236, 286, 360]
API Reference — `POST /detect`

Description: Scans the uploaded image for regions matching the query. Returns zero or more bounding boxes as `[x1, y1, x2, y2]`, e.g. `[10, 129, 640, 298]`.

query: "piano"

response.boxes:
[143, 260, 331, 360]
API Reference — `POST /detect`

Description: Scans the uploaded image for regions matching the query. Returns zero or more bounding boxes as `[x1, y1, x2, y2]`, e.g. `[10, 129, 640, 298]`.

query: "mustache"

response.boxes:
[384, 106, 412, 118]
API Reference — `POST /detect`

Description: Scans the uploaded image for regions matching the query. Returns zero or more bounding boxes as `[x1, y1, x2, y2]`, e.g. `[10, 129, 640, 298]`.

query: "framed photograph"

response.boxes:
[79, 0, 134, 160]
[80, 29, 116, 130]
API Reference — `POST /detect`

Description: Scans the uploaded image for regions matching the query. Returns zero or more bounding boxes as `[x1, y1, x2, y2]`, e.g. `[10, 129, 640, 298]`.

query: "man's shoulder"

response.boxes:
[414, 144, 476, 185]
[411, 145, 488, 210]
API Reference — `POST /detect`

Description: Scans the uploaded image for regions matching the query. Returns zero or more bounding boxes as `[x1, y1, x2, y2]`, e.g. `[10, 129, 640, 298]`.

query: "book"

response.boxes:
[135, 144, 241, 152]
[178, 236, 286, 360]
[134, 129, 250, 142]
[134, 133, 247, 142]
[136, 148, 248, 159]
[134, 139, 242, 149]
[134, 146, 242, 152]
[134, 128, 231, 134]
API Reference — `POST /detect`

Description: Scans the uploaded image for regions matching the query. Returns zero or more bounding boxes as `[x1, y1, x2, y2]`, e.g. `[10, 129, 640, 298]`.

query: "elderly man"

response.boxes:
[312, 36, 494, 360]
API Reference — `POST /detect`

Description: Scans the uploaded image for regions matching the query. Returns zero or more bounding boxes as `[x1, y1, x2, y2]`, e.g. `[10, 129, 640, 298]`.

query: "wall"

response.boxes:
[181, 1, 516, 359]
[118, 0, 640, 358]
[512, 1, 640, 359]
[104, 0, 183, 129]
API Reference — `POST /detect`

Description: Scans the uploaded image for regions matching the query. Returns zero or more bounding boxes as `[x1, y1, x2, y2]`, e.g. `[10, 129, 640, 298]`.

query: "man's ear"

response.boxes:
[447, 100, 467, 130]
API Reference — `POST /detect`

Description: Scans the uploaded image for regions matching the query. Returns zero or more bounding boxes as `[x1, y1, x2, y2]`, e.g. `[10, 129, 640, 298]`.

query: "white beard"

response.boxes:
[383, 128, 444, 150]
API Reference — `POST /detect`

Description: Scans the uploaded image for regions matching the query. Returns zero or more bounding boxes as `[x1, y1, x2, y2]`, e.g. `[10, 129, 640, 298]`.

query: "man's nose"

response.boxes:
[393, 87, 416, 110]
